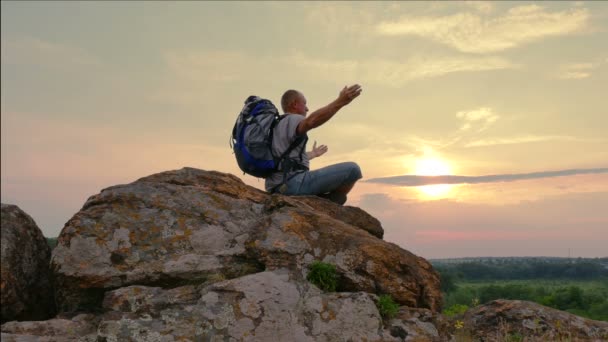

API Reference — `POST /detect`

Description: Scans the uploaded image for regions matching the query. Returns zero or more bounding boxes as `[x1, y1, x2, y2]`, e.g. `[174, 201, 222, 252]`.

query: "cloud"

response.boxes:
[161, 49, 517, 94]
[286, 53, 517, 86]
[456, 107, 499, 132]
[415, 230, 534, 242]
[304, 3, 377, 46]
[365, 168, 608, 186]
[163, 50, 266, 82]
[462, 1, 494, 14]
[464, 135, 607, 147]
[358, 193, 396, 212]
[1, 36, 101, 67]
[556, 62, 596, 79]
[354, 187, 608, 258]
[376, 5, 589, 53]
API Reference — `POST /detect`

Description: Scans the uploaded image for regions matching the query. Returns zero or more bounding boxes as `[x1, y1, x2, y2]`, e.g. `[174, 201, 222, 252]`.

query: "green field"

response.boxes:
[444, 279, 608, 321]
[434, 258, 608, 322]
[459, 279, 608, 290]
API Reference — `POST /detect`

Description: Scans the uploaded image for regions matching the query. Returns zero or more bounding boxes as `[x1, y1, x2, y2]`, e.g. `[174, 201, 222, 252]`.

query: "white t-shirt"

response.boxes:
[264, 114, 309, 191]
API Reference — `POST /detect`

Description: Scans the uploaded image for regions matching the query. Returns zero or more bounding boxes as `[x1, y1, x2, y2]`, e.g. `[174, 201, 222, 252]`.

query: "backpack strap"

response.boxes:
[270, 134, 309, 194]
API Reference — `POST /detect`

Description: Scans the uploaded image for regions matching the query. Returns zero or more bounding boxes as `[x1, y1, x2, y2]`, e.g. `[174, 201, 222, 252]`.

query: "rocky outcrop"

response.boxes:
[2, 168, 607, 341]
[462, 299, 608, 341]
[1, 271, 445, 341]
[50, 168, 441, 314]
[0, 314, 99, 342]
[386, 307, 452, 341]
[1, 204, 55, 322]
[97, 270, 396, 341]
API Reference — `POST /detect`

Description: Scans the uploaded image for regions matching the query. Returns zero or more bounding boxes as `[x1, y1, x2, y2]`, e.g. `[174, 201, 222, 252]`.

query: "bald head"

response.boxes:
[281, 89, 300, 113]
[281, 89, 308, 115]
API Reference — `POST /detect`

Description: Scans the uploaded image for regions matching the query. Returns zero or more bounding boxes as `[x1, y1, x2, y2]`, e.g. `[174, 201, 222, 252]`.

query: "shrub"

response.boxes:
[377, 294, 400, 319]
[306, 261, 338, 292]
[443, 303, 469, 318]
[46, 237, 58, 250]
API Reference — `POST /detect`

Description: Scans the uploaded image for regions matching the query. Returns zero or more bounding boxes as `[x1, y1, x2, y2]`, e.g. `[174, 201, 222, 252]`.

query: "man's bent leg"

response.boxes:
[297, 162, 362, 203]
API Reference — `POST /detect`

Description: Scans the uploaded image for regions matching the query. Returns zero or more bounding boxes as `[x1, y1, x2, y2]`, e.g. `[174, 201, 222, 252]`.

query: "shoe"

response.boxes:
[318, 192, 347, 205]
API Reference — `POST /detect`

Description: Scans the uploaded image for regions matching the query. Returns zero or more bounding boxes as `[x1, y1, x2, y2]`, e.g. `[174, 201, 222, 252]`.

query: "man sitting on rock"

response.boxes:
[265, 85, 363, 205]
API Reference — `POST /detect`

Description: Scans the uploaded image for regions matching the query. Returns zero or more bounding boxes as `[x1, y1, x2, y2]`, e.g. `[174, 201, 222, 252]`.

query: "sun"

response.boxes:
[414, 158, 453, 197]
[415, 158, 451, 176]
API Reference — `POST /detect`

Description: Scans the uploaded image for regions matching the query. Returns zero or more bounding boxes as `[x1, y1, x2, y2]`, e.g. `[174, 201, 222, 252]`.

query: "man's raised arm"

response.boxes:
[296, 84, 362, 136]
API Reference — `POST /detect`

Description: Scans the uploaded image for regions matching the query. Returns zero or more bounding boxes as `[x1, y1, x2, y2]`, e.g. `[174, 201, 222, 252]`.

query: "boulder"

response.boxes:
[97, 269, 395, 341]
[386, 307, 452, 341]
[1, 204, 55, 322]
[3, 168, 606, 341]
[462, 299, 608, 341]
[0, 314, 98, 342]
[50, 167, 441, 313]
[96, 269, 447, 341]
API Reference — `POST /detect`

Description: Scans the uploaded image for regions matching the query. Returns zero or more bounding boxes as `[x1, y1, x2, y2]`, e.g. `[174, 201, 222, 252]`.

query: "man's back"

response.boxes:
[264, 114, 309, 192]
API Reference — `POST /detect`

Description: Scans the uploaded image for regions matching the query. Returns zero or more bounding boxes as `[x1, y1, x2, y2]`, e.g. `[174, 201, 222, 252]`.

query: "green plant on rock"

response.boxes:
[443, 303, 469, 318]
[306, 261, 338, 292]
[504, 332, 524, 342]
[377, 294, 400, 319]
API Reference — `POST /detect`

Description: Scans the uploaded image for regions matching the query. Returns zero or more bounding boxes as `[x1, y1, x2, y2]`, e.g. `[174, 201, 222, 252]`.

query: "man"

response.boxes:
[265, 85, 363, 205]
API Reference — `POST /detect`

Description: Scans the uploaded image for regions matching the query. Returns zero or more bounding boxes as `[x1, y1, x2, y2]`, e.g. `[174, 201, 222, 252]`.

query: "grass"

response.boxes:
[444, 278, 608, 321]
[306, 261, 338, 292]
[376, 294, 400, 319]
[444, 303, 469, 318]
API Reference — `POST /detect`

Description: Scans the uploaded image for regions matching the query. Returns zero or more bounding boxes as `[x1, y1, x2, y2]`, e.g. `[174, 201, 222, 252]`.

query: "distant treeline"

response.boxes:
[434, 258, 608, 321]
[46, 237, 58, 249]
[433, 258, 608, 282]
[443, 282, 608, 321]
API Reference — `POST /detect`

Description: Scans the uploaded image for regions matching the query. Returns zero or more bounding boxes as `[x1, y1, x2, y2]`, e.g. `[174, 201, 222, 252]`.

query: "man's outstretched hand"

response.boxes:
[338, 84, 362, 106]
[309, 140, 328, 159]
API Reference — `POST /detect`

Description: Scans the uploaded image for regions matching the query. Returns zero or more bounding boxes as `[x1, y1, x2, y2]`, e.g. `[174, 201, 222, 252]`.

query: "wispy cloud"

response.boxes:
[354, 189, 608, 258]
[556, 62, 598, 79]
[1, 36, 101, 67]
[285, 53, 517, 86]
[163, 50, 260, 82]
[462, 1, 495, 14]
[457, 107, 499, 132]
[464, 135, 607, 147]
[162, 49, 517, 90]
[376, 4, 590, 53]
[415, 230, 534, 242]
[365, 168, 608, 186]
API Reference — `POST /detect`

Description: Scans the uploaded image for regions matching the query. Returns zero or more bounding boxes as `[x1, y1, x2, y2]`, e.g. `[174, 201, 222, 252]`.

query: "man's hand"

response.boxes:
[337, 84, 362, 106]
[295, 83, 363, 136]
[308, 141, 328, 159]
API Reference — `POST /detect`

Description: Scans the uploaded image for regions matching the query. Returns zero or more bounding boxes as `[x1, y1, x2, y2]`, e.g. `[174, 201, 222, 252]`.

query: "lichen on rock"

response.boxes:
[1, 203, 55, 323]
[50, 167, 441, 314]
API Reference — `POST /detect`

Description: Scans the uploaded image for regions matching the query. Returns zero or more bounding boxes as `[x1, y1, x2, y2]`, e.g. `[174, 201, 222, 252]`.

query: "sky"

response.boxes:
[2, 1, 607, 259]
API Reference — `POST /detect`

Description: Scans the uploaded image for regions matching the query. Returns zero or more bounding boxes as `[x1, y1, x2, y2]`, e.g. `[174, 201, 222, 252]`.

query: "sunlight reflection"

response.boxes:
[417, 184, 453, 198]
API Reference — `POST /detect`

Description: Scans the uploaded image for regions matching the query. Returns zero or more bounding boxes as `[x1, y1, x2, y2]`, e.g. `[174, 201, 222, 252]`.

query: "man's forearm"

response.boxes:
[297, 99, 345, 134]
[296, 84, 362, 136]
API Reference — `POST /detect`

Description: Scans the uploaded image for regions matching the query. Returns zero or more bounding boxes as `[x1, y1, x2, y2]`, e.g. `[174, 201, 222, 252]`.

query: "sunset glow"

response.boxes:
[2, 2, 607, 258]
[414, 158, 454, 198]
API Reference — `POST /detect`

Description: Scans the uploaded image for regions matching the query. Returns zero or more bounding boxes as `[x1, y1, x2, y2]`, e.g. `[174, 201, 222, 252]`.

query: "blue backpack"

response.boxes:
[231, 96, 307, 179]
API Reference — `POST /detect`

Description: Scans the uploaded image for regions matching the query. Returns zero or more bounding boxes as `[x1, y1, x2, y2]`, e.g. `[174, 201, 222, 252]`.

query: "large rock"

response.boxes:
[462, 299, 608, 341]
[0, 314, 98, 342]
[2, 276, 446, 342]
[97, 269, 397, 341]
[50, 168, 441, 314]
[1, 204, 55, 322]
[3, 168, 606, 341]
